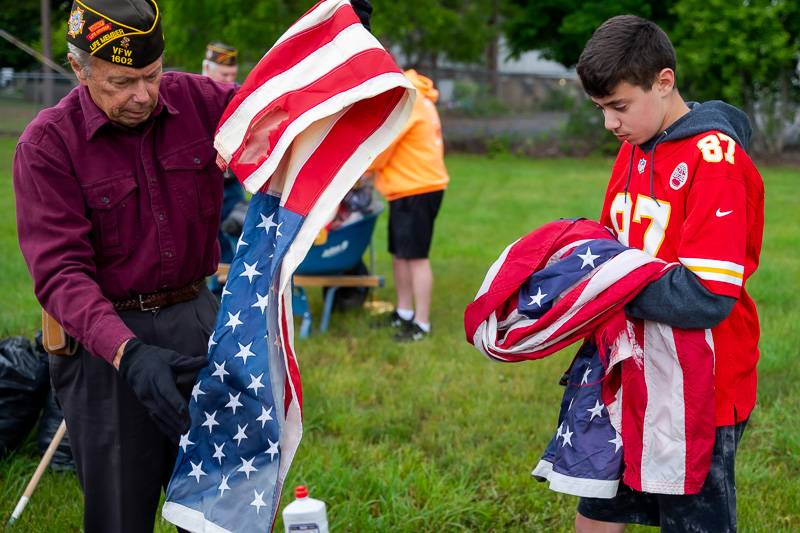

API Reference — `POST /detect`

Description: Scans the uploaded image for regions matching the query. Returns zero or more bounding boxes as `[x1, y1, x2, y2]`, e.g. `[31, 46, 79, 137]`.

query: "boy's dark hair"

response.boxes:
[577, 15, 676, 98]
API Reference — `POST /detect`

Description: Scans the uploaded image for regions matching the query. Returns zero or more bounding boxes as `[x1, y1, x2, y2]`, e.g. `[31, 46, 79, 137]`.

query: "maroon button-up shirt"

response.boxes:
[13, 72, 237, 363]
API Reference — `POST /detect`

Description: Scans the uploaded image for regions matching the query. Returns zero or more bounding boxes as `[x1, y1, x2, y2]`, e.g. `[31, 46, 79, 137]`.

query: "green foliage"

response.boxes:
[449, 79, 509, 117]
[502, 0, 800, 153]
[671, 0, 799, 107]
[0, 1, 70, 71]
[503, 0, 677, 67]
[159, 0, 307, 75]
[156, 0, 502, 77]
[372, 1, 498, 67]
[670, 0, 800, 153]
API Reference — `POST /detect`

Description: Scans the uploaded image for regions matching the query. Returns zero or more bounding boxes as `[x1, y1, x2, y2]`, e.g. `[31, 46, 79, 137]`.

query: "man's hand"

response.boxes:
[351, 0, 373, 32]
[117, 338, 206, 441]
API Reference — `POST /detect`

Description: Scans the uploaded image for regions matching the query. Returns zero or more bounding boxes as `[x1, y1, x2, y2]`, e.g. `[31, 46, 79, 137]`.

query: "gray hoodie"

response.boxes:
[624, 101, 751, 329]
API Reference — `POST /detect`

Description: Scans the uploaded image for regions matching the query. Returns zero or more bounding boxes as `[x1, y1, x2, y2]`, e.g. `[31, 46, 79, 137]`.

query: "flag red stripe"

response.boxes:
[672, 328, 715, 492]
[464, 221, 611, 340]
[619, 321, 647, 492]
[218, 5, 360, 129]
[228, 49, 401, 184]
[283, 87, 405, 215]
[280, 308, 303, 414]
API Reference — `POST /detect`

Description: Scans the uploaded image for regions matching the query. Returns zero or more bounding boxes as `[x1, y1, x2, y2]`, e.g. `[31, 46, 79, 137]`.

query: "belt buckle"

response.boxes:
[138, 294, 160, 312]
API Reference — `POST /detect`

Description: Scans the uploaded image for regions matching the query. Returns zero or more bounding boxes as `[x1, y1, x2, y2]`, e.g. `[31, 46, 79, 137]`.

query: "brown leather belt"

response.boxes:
[114, 280, 205, 312]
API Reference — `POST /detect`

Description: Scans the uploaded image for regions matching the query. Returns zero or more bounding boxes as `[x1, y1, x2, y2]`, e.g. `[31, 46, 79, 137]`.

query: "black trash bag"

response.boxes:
[0, 337, 49, 458]
[37, 390, 74, 471]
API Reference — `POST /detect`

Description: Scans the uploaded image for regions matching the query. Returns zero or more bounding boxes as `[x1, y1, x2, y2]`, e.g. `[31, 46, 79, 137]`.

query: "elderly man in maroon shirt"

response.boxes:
[12, 1, 235, 531]
[14, 0, 374, 531]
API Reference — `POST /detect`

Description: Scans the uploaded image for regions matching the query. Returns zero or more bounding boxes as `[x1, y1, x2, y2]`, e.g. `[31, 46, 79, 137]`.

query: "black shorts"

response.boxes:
[388, 190, 444, 259]
[577, 419, 748, 532]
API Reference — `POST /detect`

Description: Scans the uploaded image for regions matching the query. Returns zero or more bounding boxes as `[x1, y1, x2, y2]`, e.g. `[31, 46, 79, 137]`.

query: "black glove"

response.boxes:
[118, 338, 206, 441]
[221, 200, 248, 236]
[351, 0, 373, 32]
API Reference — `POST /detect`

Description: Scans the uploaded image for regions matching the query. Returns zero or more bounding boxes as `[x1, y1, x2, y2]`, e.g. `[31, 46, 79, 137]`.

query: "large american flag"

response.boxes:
[162, 2, 414, 531]
[464, 219, 716, 497]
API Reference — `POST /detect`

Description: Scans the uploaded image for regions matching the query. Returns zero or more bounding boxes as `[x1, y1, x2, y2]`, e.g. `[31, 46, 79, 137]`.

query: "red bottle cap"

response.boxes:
[295, 485, 308, 498]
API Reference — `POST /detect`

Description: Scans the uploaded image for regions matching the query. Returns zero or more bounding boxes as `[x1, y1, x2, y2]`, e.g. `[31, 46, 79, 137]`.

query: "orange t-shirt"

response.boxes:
[368, 69, 449, 201]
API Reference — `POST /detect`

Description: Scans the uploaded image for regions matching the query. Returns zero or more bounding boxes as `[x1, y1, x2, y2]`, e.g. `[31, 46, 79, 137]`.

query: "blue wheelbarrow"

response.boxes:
[292, 205, 384, 338]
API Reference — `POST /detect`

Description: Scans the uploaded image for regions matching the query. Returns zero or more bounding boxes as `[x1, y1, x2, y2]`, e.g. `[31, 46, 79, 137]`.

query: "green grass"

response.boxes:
[0, 138, 797, 531]
[0, 98, 45, 138]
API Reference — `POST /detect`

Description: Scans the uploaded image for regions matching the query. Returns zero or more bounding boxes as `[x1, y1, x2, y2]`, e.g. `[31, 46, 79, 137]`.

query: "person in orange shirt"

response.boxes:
[369, 70, 449, 341]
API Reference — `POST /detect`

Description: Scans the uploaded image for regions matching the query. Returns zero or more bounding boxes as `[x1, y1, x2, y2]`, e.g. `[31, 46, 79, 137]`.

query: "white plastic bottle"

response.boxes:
[282, 485, 329, 533]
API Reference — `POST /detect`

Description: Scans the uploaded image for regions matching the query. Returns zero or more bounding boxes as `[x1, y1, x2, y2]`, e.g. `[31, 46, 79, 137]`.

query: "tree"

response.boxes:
[0, 1, 69, 70]
[502, 0, 676, 67]
[159, 0, 307, 74]
[670, 0, 800, 153]
[371, 1, 498, 69]
[502, 0, 800, 153]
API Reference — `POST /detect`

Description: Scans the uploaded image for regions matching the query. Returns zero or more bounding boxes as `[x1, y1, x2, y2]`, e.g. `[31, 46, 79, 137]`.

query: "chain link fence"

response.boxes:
[0, 71, 76, 136]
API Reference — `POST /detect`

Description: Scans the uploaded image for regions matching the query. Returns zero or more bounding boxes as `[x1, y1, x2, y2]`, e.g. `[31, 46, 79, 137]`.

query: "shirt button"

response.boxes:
[101, 196, 110, 204]
[158, 213, 165, 221]
[193, 157, 201, 165]
[164, 251, 173, 258]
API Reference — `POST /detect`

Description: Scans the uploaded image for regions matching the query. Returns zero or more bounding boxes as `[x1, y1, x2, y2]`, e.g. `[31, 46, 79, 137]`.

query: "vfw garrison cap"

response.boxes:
[66, 0, 164, 68]
[206, 42, 238, 66]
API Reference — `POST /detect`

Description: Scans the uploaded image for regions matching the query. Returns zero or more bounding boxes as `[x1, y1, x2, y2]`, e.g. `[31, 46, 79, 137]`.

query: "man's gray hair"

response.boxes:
[67, 43, 92, 77]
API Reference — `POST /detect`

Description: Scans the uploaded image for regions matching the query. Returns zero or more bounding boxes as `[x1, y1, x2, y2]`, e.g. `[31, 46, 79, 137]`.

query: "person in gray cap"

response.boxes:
[13, 1, 370, 531]
[202, 41, 239, 83]
[200, 41, 247, 280]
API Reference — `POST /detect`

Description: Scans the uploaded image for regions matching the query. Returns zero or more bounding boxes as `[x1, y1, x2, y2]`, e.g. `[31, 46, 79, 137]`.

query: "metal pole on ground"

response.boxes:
[7, 419, 67, 526]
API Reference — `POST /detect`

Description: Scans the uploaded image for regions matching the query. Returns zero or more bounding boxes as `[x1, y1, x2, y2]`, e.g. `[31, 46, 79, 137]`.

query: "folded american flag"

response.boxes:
[162, 2, 414, 531]
[464, 219, 716, 497]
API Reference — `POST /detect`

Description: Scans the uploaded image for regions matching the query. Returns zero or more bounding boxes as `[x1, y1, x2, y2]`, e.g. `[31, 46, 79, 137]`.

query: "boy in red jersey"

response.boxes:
[573, 15, 764, 533]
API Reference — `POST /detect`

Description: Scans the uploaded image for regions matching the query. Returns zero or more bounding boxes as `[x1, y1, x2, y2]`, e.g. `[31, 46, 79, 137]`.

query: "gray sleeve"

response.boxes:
[625, 266, 736, 329]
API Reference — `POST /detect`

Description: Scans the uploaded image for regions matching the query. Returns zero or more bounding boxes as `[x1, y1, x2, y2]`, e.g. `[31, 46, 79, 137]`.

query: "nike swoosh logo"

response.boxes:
[716, 209, 733, 217]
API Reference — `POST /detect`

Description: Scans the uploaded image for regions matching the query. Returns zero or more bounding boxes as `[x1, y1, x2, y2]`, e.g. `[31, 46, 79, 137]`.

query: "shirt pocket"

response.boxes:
[84, 175, 138, 251]
[161, 138, 222, 221]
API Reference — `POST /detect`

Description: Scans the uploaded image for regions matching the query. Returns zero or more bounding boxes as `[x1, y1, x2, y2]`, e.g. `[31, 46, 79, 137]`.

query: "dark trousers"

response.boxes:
[50, 287, 218, 533]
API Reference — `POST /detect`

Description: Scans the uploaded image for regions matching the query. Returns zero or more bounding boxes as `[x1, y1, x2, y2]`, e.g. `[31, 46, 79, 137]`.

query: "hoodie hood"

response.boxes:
[625, 100, 752, 204]
[640, 100, 752, 153]
[404, 69, 439, 104]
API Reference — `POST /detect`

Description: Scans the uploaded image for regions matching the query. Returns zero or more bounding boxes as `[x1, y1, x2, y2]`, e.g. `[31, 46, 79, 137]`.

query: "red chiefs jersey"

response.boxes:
[600, 130, 765, 426]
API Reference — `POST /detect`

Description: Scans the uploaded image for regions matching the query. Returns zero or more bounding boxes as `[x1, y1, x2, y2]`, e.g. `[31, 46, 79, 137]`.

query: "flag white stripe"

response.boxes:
[476, 249, 657, 357]
[276, 291, 301, 483]
[216, 24, 383, 157]
[640, 322, 686, 493]
[271, 84, 414, 483]
[277, 88, 415, 294]
[241, 72, 412, 193]
[546, 239, 592, 267]
[474, 239, 519, 300]
[162, 503, 233, 533]
[277, 108, 349, 204]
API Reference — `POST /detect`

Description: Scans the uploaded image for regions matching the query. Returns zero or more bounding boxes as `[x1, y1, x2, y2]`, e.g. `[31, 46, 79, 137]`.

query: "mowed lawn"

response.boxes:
[0, 136, 797, 532]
